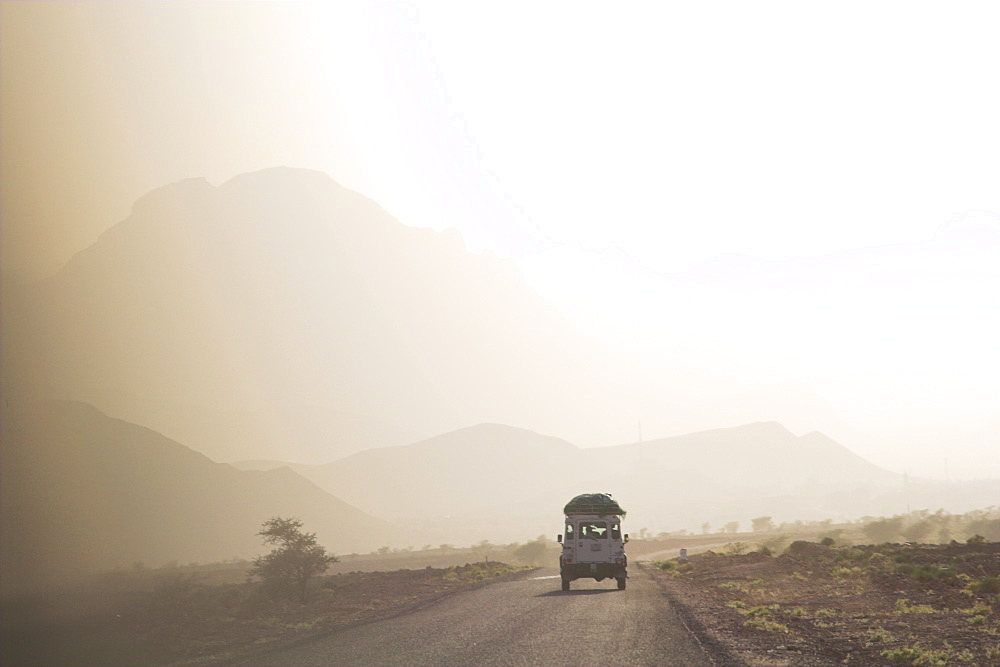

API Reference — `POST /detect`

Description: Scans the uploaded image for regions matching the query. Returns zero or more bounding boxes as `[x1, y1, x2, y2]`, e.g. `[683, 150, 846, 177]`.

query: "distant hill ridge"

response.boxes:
[0, 400, 393, 595]
[233, 420, 906, 543]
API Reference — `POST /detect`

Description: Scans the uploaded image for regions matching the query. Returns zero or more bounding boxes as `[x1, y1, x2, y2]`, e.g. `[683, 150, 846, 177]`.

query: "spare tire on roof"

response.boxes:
[564, 493, 626, 516]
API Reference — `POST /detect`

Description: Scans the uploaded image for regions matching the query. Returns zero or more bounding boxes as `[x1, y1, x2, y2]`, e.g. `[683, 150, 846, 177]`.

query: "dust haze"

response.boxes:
[2, 1, 999, 599]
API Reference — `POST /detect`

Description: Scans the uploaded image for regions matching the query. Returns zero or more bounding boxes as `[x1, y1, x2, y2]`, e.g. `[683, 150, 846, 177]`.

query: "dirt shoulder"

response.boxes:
[2, 562, 533, 667]
[642, 541, 1000, 666]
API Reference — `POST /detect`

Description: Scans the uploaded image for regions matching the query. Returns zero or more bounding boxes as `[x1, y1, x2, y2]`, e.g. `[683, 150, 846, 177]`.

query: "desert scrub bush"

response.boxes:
[726, 600, 747, 610]
[723, 542, 748, 556]
[964, 602, 992, 626]
[443, 562, 523, 583]
[719, 579, 766, 596]
[652, 560, 675, 570]
[953, 648, 975, 663]
[894, 599, 937, 614]
[744, 604, 778, 618]
[147, 573, 259, 621]
[881, 643, 976, 665]
[758, 534, 788, 553]
[864, 626, 894, 645]
[966, 601, 991, 617]
[894, 563, 956, 582]
[743, 618, 790, 633]
[863, 516, 904, 543]
[969, 575, 1000, 595]
[831, 565, 864, 579]
[879, 645, 933, 664]
[835, 547, 871, 563]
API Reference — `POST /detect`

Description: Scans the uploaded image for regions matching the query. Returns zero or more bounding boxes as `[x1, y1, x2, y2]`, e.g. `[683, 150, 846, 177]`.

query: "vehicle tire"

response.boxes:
[562, 578, 570, 591]
[617, 577, 626, 590]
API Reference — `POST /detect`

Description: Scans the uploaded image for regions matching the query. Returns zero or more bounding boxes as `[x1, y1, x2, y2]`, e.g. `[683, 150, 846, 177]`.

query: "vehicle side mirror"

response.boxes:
[557, 534, 562, 543]
[624, 534, 629, 543]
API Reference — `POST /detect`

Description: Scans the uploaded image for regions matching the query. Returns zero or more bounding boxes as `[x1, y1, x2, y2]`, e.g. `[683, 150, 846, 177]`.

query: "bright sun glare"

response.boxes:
[2, 1, 998, 477]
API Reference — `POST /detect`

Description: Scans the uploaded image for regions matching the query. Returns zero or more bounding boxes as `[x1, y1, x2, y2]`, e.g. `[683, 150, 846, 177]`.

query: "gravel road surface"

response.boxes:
[227, 565, 715, 666]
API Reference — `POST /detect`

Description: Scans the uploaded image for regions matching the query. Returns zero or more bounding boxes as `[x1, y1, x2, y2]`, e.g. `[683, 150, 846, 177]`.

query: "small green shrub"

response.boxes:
[878, 644, 963, 664]
[893, 562, 955, 582]
[970, 576, 1000, 595]
[894, 599, 937, 614]
[965, 601, 991, 618]
[880, 646, 925, 663]
[865, 626, 893, 644]
[743, 618, 790, 633]
[718, 578, 766, 596]
[723, 542, 748, 556]
[831, 565, 863, 579]
[744, 604, 777, 617]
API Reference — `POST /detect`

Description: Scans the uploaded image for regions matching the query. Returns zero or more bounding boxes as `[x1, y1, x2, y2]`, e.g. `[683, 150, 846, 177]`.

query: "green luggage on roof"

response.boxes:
[563, 493, 626, 516]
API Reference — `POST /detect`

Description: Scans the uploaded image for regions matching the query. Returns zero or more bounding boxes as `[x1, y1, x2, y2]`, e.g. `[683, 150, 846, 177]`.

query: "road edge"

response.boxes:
[199, 566, 541, 667]
[637, 561, 747, 667]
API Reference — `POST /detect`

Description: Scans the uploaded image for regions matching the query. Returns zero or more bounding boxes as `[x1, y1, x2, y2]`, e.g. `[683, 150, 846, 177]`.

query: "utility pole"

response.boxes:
[904, 470, 910, 515]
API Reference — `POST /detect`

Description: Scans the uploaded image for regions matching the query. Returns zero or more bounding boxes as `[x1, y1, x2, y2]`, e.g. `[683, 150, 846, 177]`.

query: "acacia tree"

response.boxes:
[862, 516, 904, 544]
[251, 517, 338, 602]
[513, 535, 549, 566]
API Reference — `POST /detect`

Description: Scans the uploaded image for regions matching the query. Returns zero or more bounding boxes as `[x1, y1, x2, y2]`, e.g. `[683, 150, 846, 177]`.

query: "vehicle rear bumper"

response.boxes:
[560, 562, 627, 581]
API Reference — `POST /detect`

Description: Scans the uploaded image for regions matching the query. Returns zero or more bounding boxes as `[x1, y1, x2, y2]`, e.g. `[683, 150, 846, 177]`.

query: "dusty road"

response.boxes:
[226, 565, 715, 667]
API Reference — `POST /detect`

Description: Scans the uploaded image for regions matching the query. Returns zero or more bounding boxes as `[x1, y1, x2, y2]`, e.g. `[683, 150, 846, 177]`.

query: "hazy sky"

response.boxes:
[3, 1, 998, 476]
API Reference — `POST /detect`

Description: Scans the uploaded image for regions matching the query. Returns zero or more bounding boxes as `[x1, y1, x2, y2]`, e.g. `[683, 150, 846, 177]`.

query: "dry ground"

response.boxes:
[1, 562, 529, 667]
[645, 540, 1000, 666]
[7, 542, 998, 667]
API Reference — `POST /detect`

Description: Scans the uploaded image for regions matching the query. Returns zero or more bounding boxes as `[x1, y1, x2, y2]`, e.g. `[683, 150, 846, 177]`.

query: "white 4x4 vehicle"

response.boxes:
[557, 493, 628, 590]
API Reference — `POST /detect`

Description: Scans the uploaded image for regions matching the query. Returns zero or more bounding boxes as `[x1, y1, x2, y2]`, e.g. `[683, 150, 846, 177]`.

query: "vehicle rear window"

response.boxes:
[579, 521, 608, 539]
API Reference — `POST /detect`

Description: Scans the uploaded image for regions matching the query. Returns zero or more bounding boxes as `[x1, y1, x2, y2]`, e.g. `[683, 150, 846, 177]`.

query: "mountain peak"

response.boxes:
[129, 176, 213, 217]
[219, 166, 341, 193]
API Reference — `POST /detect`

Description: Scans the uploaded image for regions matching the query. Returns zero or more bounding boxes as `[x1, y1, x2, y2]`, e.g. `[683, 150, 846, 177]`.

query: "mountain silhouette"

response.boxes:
[239, 423, 589, 521]
[14, 167, 619, 462]
[0, 400, 393, 595]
